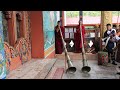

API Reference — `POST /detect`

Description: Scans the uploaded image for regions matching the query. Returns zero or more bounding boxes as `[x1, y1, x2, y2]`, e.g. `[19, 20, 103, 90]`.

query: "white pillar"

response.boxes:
[57, 11, 60, 21]
[64, 11, 66, 26]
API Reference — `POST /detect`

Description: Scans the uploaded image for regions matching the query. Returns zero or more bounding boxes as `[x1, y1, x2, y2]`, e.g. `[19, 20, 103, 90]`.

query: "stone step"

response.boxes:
[55, 52, 98, 60]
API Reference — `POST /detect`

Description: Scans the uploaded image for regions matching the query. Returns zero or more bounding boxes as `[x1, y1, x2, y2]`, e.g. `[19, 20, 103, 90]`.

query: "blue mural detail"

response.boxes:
[54, 11, 57, 27]
[0, 11, 6, 79]
[43, 11, 57, 50]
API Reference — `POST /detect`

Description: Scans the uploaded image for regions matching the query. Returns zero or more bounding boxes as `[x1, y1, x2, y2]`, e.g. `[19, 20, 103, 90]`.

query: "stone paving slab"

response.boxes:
[52, 68, 64, 79]
[7, 60, 36, 79]
[97, 73, 117, 79]
[45, 67, 57, 79]
[34, 59, 56, 79]
[45, 60, 66, 79]
[48, 59, 119, 79]
[7, 59, 56, 79]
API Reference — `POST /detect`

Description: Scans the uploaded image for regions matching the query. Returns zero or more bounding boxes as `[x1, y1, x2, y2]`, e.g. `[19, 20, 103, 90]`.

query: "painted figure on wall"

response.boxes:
[55, 21, 65, 54]
[74, 20, 85, 53]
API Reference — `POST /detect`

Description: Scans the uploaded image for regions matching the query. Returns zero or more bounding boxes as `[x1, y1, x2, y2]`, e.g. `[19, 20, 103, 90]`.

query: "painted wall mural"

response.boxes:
[43, 11, 58, 58]
[3, 11, 31, 75]
[4, 42, 21, 74]
[43, 11, 58, 51]
[0, 11, 6, 79]
[54, 11, 57, 27]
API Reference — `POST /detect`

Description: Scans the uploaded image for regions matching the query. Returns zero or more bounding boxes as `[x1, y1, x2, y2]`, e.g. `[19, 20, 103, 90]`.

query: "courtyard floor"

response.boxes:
[6, 58, 120, 79]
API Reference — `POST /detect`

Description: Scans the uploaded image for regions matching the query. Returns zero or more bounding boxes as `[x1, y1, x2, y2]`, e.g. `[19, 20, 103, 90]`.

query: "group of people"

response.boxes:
[54, 21, 120, 66]
[54, 20, 85, 54]
[54, 21, 120, 75]
[103, 24, 120, 65]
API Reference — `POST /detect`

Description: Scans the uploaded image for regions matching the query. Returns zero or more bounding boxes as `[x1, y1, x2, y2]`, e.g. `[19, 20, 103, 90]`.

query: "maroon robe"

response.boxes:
[116, 41, 120, 63]
[55, 26, 65, 54]
[74, 25, 85, 53]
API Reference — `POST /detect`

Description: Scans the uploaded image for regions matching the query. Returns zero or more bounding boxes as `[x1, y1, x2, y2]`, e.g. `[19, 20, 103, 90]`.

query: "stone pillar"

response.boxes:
[100, 11, 112, 50]
[60, 11, 65, 27]
[62, 11, 65, 26]
[79, 11, 83, 22]
[7, 11, 16, 46]
[20, 11, 26, 38]
[101, 11, 112, 38]
[64, 11, 66, 26]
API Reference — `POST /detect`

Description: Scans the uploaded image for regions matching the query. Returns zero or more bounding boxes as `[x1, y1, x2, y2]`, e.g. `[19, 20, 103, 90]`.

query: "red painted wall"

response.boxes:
[30, 11, 44, 58]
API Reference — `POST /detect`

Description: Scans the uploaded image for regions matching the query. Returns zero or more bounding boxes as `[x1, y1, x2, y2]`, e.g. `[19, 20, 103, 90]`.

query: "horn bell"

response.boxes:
[81, 66, 91, 73]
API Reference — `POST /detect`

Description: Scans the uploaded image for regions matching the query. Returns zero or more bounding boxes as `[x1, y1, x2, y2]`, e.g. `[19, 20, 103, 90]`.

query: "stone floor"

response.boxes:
[7, 59, 57, 79]
[7, 58, 120, 79]
[46, 60, 120, 79]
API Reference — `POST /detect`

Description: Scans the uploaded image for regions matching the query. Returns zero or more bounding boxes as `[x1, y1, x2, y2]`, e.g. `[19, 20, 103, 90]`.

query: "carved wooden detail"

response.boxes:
[3, 11, 31, 74]
[16, 11, 22, 21]
[2, 12, 9, 42]
[2, 11, 12, 19]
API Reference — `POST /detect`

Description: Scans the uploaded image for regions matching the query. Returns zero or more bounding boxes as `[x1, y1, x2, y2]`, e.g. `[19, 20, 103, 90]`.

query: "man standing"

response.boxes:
[74, 20, 85, 53]
[55, 21, 65, 54]
[103, 24, 117, 65]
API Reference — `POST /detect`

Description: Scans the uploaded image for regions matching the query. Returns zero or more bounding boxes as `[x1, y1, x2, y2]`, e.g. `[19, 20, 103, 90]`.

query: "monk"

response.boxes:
[55, 21, 65, 54]
[113, 29, 120, 75]
[116, 41, 120, 74]
[74, 20, 85, 53]
[114, 29, 120, 63]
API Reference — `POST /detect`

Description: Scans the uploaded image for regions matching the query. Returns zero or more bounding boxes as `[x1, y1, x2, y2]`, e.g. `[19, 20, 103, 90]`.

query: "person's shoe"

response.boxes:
[119, 66, 120, 68]
[108, 60, 111, 63]
[112, 61, 117, 65]
[116, 72, 120, 75]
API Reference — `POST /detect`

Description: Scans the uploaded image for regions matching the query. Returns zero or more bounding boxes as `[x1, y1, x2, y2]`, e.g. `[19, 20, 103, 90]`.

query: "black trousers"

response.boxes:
[108, 51, 115, 62]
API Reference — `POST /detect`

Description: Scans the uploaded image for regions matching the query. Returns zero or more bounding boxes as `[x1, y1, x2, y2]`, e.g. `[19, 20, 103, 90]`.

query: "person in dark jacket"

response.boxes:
[103, 24, 117, 65]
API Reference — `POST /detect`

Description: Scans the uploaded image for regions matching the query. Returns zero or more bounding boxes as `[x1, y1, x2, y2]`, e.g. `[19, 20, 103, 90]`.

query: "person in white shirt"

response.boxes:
[111, 31, 120, 49]
[103, 24, 117, 65]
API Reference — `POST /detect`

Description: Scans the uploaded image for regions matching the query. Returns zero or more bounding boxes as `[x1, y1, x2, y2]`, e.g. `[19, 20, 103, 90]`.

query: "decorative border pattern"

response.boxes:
[0, 11, 6, 79]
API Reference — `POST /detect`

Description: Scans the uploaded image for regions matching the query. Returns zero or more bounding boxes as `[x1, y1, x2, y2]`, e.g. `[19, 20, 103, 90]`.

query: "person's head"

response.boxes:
[119, 25, 120, 29]
[113, 24, 117, 29]
[79, 20, 83, 25]
[57, 21, 61, 26]
[106, 24, 111, 30]
[116, 29, 120, 36]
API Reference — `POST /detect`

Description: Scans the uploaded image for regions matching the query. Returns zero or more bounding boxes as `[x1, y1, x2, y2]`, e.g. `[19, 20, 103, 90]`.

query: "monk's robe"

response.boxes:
[74, 25, 85, 53]
[116, 40, 120, 63]
[55, 26, 65, 54]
